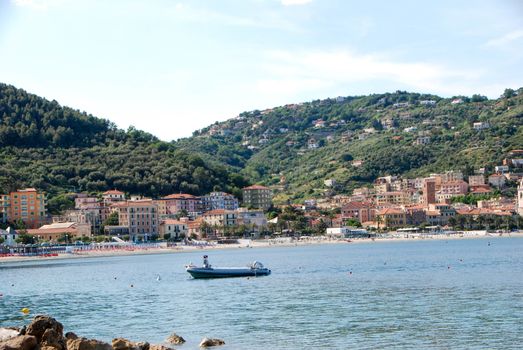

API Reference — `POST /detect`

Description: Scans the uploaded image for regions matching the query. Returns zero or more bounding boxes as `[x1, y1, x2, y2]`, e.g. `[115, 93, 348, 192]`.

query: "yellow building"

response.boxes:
[4, 188, 47, 229]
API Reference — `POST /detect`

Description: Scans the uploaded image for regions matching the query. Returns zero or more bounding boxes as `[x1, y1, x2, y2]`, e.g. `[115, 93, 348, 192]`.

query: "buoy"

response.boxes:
[21, 308, 30, 314]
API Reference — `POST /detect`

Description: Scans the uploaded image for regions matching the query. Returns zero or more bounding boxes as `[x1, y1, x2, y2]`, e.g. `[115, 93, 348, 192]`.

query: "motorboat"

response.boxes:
[186, 256, 271, 279]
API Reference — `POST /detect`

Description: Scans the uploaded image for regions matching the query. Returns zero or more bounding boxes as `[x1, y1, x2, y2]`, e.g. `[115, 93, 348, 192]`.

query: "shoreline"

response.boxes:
[1, 232, 522, 264]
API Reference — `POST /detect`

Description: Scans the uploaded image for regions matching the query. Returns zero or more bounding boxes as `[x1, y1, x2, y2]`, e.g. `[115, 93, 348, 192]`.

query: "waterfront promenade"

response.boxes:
[1, 231, 521, 263]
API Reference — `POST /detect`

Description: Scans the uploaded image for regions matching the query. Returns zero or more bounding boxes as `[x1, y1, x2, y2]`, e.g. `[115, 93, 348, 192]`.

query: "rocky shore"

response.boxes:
[0, 316, 224, 350]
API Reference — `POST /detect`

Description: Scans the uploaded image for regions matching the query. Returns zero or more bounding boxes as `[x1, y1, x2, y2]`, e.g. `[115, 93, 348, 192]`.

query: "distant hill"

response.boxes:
[0, 83, 249, 213]
[2, 83, 522, 213]
[176, 88, 523, 203]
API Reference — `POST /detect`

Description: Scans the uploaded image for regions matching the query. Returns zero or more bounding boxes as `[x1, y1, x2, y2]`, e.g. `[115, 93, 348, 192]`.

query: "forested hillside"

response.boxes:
[2, 82, 522, 211]
[0, 83, 249, 212]
[177, 88, 523, 203]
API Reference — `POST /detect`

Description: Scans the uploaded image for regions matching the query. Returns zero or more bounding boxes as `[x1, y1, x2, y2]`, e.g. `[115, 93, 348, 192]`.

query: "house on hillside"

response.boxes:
[473, 121, 490, 130]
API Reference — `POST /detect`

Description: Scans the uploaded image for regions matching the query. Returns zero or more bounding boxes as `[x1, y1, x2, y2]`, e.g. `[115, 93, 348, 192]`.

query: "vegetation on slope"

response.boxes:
[177, 88, 523, 203]
[0, 83, 249, 213]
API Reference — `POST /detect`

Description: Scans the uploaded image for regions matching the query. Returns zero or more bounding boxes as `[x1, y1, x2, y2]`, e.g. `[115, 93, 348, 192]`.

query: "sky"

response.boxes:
[1, 0, 522, 141]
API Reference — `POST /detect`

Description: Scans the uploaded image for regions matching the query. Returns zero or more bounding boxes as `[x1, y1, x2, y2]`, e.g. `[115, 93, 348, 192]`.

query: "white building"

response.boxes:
[473, 121, 490, 130]
[201, 192, 239, 212]
[0, 227, 18, 246]
[517, 179, 523, 216]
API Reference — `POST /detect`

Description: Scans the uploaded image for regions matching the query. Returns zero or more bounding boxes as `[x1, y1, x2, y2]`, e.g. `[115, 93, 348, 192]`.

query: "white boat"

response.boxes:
[186, 256, 271, 279]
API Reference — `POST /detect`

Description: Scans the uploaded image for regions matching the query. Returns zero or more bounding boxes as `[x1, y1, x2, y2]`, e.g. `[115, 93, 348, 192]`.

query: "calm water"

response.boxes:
[1, 238, 523, 349]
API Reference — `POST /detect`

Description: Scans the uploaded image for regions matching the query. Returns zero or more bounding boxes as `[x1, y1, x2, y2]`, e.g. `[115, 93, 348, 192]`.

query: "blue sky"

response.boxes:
[1, 0, 522, 140]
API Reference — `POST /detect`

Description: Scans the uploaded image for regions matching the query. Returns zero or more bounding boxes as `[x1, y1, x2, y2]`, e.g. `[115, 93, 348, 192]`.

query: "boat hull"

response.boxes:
[186, 267, 271, 279]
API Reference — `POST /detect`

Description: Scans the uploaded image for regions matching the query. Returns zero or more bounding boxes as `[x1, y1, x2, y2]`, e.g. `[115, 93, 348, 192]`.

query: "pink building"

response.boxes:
[163, 193, 202, 215]
[341, 201, 376, 223]
[439, 181, 468, 195]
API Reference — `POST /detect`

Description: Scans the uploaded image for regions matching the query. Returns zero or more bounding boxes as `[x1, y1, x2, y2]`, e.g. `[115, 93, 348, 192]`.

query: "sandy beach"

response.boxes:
[1, 231, 522, 264]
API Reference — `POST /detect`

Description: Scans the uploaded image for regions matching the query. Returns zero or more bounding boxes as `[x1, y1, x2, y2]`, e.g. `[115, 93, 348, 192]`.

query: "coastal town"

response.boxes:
[2, 153, 523, 248]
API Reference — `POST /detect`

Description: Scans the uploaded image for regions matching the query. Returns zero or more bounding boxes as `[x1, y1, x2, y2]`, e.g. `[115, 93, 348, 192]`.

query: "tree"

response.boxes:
[502, 88, 516, 99]
[104, 211, 119, 226]
[344, 218, 362, 227]
[315, 220, 328, 235]
[15, 233, 36, 244]
[471, 94, 488, 102]
[175, 209, 189, 219]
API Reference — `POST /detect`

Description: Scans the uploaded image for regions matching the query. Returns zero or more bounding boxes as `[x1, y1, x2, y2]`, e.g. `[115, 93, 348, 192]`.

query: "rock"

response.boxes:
[66, 337, 112, 350]
[65, 332, 78, 340]
[198, 338, 225, 348]
[0, 329, 20, 342]
[40, 328, 65, 350]
[111, 338, 147, 350]
[135, 342, 149, 350]
[0, 335, 38, 350]
[149, 345, 175, 350]
[166, 333, 185, 345]
[26, 316, 63, 343]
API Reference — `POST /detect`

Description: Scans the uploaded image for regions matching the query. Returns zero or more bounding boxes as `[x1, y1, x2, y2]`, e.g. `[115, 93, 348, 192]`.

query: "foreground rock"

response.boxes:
[26, 316, 63, 344]
[149, 346, 174, 350]
[166, 333, 185, 345]
[0, 335, 37, 350]
[199, 338, 225, 348]
[0, 329, 20, 342]
[67, 337, 112, 350]
[112, 338, 150, 350]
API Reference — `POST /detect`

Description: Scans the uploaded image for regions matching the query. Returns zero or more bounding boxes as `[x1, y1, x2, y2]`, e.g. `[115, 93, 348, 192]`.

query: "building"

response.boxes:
[26, 222, 90, 242]
[75, 195, 99, 209]
[102, 189, 125, 205]
[159, 219, 188, 240]
[494, 165, 509, 173]
[376, 208, 407, 228]
[517, 179, 523, 216]
[375, 191, 409, 207]
[473, 121, 490, 130]
[163, 193, 202, 216]
[3, 188, 48, 229]
[242, 185, 273, 211]
[488, 174, 506, 188]
[415, 136, 431, 145]
[436, 181, 468, 202]
[112, 200, 159, 241]
[341, 201, 375, 223]
[201, 192, 239, 212]
[0, 227, 18, 246]
[201, 209, 237, 235]
[308, 138, 319, 149]
[236, 209, 267, 234]
[59, 208, 106, 236]
[468, 175, 485, 186]
[423, 178, 436, 205]
[0, 194, 9, 224]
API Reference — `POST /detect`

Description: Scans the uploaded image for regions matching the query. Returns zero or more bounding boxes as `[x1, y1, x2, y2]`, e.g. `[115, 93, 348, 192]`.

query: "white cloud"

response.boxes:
[255, 49, 491, 98]
[484, 29, 523, 47]
[280, 0, 312, 6]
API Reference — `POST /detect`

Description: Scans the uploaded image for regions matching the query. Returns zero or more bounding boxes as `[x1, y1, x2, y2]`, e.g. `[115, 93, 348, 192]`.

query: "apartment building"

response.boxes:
[4, 188, 47, 229]
[242, 185, 273, 211]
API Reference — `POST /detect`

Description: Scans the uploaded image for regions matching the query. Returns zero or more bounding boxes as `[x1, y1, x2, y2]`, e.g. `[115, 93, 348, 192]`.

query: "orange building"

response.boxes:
[6, 188, 47, 229]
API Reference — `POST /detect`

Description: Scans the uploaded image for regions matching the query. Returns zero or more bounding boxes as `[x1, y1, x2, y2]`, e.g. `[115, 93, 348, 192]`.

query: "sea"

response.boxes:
[1, 238, 523, 349]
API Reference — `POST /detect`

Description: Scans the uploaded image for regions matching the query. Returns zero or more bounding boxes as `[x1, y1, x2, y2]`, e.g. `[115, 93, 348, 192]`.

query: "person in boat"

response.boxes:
[203, 255, 210, 268]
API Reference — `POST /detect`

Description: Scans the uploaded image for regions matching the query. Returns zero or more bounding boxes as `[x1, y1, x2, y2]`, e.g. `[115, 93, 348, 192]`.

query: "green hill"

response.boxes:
[176, 89, 523, 203]
[2, 82, 522, 212]
[0, 83, 249, 213]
